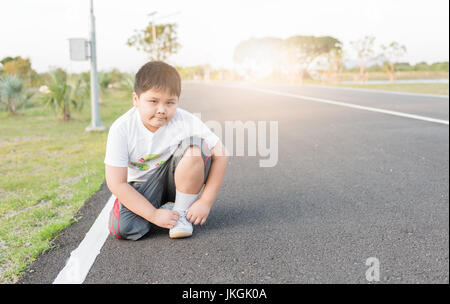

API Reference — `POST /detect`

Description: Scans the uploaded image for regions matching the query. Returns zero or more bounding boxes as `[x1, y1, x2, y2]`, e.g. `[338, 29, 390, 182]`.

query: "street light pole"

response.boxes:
[148, 11, 157, 60]
[86, 0, 106, 132]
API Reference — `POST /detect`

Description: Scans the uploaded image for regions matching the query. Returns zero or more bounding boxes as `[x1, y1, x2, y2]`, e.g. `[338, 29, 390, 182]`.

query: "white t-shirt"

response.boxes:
[104, 106, 220, 183]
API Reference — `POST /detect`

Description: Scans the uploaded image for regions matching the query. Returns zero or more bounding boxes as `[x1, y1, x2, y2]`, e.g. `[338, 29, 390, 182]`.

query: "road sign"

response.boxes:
[69, 38, 89, 61]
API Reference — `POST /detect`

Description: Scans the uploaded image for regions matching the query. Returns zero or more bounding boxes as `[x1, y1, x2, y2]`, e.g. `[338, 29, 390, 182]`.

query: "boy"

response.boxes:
[104, 61, 228, 240]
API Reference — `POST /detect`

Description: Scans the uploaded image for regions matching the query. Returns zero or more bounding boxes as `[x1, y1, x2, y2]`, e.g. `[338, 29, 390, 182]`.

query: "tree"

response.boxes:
[98, 71, 114, 101]
[1, 56, 39, 88]
[430, 62, 449, 72]
[324, 47, 344, 84]
[69, 71, 99, 105]
[350, 36, 376, 83]
[0, 74, 34, 114]
[175, 65, 211, 80]
[380, 41, 407, 82]
[126, 22, 181, 61]
[42, 70, 86, 121]
[0, 56, 16, 66]
[107, 68, 124, 84]
[282, 36, 342, 83]
[119, 73, 135, 94]
[98, 69, 124, 94]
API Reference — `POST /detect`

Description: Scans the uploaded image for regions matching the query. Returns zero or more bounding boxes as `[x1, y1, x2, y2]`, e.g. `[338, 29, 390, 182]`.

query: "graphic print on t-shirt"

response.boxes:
[155, 160, 166, 167]
[129, 161, 149, 171]
[129, 153, 168, 171]
[129, 153, 160, 171]
[139, 153, 160, 163]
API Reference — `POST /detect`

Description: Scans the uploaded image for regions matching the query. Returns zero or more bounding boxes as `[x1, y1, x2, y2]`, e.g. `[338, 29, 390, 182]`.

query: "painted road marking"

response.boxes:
[53, 195, 115, 284]
[226, 85, 449, 125]
[301, 83, 449, 99]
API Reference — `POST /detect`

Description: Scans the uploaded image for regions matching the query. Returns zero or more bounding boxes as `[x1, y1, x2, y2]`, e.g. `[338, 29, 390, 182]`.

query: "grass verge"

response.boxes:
[0, 88, 132, 283]
[336, 83, 449, 96]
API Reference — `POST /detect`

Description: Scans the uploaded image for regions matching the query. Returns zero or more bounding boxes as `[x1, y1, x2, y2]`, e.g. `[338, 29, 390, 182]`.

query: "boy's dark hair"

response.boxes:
[134, 61, 181, 97]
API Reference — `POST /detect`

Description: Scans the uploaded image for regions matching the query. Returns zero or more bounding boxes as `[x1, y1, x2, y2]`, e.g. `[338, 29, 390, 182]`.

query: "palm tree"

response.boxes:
[97, 71, 115, 105]
[0, 74, 34, 115]
[119, 73, 135, 94]
[42, 70, 86, 121]
[98, 72, 114, 94]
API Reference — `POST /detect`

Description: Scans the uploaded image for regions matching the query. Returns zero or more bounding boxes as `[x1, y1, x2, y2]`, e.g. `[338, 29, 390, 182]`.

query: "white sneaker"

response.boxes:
[169, 209, 193, 239]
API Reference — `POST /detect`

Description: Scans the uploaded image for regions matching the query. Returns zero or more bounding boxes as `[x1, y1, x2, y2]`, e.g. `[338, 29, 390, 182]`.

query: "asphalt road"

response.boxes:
[19, 82, 449, 284]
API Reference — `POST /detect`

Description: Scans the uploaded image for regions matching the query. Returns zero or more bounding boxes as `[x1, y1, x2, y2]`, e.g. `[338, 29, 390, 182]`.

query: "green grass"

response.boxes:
[0, 88, 133, 283]
[337, 83, 449, 96]
[253, 76, 448, 96]
[250, 71, 449, 96]
[338, 71, 449, 81]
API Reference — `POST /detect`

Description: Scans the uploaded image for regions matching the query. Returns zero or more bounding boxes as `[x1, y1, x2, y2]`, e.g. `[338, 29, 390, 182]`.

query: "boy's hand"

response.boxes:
[150, 209, 179, 229]
[186, 199, 211, 225]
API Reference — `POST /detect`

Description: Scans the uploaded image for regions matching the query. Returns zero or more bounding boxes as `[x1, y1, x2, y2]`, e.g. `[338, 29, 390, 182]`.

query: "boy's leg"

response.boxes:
[108, 161, 172, 241]
[165, 136, 213, 238]
[108, 136, 212, 240]
[165, 136, 213, 204]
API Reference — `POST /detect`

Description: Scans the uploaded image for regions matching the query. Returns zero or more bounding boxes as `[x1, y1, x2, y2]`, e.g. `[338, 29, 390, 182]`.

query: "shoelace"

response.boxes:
[175, 210, 190, 225]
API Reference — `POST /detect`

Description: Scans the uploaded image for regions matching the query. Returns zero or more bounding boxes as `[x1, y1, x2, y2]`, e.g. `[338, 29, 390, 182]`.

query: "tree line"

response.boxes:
[125, 21, 448, 83]
[232, 35, 448, 83]
[0, 57, 130, 119]
[1, 22, 448, 118]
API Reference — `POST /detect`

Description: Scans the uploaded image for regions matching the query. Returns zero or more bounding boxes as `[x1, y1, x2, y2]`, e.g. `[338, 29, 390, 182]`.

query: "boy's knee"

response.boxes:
[108, 206, 150, 241]
[176, 147, 205, 177]
[117, 220, 146, 241]
[175, 136, 208, 158]
[182, 145, 203, 161]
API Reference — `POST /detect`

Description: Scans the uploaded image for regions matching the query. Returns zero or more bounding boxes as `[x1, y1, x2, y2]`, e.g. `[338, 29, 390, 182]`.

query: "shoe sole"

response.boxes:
[169, 231, 193, 239]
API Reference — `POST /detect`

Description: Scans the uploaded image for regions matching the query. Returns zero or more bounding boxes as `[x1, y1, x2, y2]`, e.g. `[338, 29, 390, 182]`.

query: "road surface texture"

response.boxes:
[19, 82, 449, 284]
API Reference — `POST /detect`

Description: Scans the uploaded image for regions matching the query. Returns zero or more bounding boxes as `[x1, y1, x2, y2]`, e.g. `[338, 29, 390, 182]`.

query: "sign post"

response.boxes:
[69, 0, 106, 132]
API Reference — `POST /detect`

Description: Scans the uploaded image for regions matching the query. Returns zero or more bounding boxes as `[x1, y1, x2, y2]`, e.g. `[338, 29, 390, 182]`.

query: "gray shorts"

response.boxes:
[108, 136, 213, 240]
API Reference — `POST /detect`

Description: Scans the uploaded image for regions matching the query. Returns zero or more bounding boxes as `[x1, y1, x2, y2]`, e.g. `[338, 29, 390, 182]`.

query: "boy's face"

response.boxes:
[132, 87, 178, 133]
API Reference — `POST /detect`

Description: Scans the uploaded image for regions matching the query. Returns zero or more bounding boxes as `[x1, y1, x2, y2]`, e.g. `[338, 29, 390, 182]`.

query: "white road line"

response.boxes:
[225, 85, 449, 126]
[301, 83, 450, 99]
[53, 195, 115, 284]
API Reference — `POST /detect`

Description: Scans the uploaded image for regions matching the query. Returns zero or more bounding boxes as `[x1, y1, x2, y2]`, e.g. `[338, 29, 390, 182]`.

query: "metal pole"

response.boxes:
[86, 0, 106, 132]
[148, 11, 157, 61]
[151, 19, 157, 60]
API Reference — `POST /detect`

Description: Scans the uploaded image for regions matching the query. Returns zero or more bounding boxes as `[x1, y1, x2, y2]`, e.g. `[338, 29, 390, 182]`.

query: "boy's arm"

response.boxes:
[199, 140, 229, 207]
[186, 140, 228, 225]
[105, 165, 179, 229]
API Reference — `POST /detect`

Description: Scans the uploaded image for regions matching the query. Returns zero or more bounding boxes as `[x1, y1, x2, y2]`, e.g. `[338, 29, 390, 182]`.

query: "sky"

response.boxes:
[0, 0, 448, 73]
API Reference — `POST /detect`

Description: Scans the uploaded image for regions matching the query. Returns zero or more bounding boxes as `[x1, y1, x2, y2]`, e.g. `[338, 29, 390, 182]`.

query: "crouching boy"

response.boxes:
[104, 61, 228, 240]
